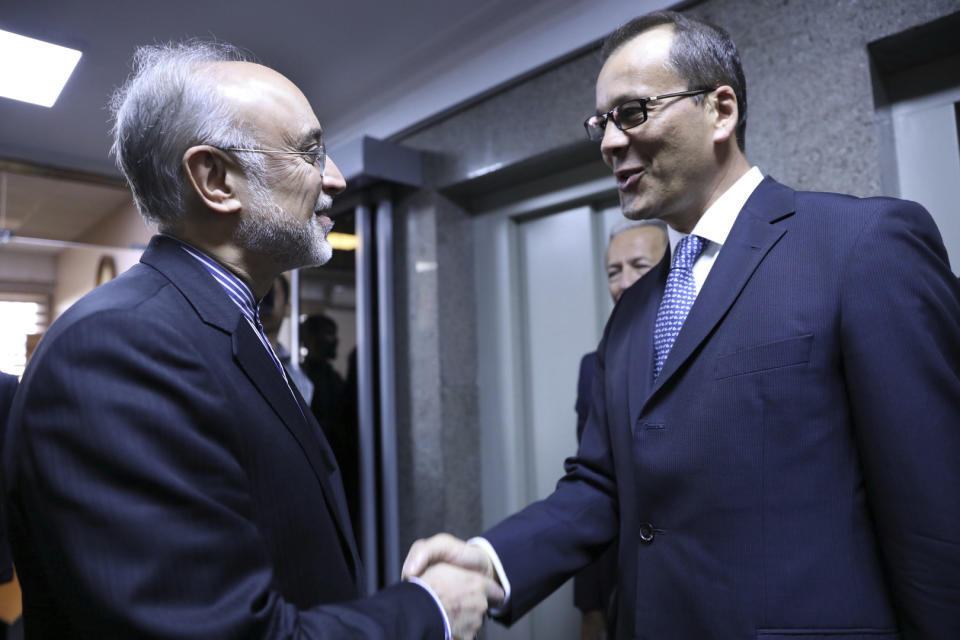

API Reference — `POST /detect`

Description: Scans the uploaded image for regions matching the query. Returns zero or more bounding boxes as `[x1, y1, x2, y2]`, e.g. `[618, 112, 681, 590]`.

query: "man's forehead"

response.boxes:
[596, 25, 678, 107]
[204, 61, 321, 138]
[605, 24, 675, 70]
[609, 225, 665, 254]
[207, 61, 300, 105]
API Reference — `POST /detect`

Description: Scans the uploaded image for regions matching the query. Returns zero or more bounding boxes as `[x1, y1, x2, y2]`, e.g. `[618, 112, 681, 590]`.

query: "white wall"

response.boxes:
[51, 197, 154, 319]
[53, 245, 143, 319]
[0, 250, 57, 288]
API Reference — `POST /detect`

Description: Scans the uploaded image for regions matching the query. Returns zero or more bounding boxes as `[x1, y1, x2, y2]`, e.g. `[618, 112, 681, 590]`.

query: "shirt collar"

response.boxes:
[162, 233, 260, 324]
[667, 166, 764, 254]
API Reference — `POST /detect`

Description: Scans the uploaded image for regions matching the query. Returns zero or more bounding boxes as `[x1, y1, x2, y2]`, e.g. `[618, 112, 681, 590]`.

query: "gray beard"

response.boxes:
[235, 182, 334, 272]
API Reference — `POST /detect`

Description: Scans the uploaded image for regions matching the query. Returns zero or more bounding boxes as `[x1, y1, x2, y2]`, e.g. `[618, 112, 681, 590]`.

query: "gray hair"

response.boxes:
[109, 40, 266, 228]
[609, 218, 668, 242]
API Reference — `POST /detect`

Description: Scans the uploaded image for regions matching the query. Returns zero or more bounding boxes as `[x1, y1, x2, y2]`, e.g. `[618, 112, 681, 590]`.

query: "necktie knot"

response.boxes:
[673, 233, 704, 271]
[653, 234, 705, 378]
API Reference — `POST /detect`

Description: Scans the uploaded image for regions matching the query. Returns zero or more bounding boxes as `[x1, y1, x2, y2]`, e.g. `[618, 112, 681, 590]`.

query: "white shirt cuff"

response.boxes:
[406, 576, 451, 640]
[466, 536, 511, 616]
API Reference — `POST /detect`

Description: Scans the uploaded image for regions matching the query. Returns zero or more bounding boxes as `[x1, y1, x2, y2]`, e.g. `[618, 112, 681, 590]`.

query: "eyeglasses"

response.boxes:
[583, 88, 713, 142]
[220, 144, 326, 175]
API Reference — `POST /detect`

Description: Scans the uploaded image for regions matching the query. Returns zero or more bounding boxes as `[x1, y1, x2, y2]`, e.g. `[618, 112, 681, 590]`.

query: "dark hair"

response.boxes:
[301, 314, 338, 335]
[602, 11, 747, 151]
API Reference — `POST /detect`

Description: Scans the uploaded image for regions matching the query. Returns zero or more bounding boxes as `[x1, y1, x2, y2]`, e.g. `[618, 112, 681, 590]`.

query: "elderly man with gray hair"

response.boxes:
[4, 40, 499, 639]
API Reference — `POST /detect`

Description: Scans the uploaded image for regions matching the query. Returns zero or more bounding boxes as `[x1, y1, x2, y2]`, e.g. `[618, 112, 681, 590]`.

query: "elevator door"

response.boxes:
[475, 191, 623, 640]
[892, 85, 960, 272]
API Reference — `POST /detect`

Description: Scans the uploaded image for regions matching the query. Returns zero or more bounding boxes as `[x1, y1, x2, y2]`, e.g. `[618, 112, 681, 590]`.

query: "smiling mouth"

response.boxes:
[314, 214, 334, 235]
[615, 168, 644, 190]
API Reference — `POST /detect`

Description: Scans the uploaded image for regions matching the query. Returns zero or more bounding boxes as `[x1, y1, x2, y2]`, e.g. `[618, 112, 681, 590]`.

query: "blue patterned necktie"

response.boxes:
[653, 234, 705, 378]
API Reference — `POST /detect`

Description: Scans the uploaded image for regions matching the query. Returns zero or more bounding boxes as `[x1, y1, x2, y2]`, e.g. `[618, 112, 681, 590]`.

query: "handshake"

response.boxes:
[402, 533, 506, 640]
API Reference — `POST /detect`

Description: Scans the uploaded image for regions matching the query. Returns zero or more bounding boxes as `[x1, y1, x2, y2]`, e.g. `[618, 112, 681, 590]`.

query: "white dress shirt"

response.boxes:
[666, 166, 764, 294]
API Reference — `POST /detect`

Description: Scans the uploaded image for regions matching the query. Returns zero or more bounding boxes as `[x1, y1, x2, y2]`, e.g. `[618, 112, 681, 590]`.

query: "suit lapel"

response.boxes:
[286, 380, 364, 588]
[627, 252, 669, 424]
[233, 321, 310, 451]
[233, 322, 362, 580]
[141, 236, 361, 581]
[643, 178, 796, 407]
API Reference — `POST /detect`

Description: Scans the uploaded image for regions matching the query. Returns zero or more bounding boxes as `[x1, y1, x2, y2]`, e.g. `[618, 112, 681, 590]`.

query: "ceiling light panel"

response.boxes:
[0, 29, 82, 108]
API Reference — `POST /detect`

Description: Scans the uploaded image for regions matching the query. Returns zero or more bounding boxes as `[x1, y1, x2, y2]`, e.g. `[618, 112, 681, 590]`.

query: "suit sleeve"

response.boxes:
[484, 337, 620, 623]
[571, 352, 617, 615]
[840, 199, 960, 638]
[8, 309, 442, 640]
[574, 353, 594, 445]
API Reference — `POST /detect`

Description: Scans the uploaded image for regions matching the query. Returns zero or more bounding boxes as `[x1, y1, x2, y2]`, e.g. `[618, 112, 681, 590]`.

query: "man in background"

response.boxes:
[406, 10, 960, 638]
[574, 219, 666, 640]
[0, 371, 20, 640]
[5, 40, 498, 639]
[0, 372, 16, 590]
[301, 314, 345, 428]
[301, 315, 360, 527]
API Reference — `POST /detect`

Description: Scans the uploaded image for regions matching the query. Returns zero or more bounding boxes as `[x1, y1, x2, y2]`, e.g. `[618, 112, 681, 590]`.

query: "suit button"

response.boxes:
[638, 522, 656, 543]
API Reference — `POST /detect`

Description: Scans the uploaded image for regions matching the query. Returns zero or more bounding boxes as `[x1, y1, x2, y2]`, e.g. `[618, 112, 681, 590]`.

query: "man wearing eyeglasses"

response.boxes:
[4, 41, 499, 639]
[404, 10, 960, 639]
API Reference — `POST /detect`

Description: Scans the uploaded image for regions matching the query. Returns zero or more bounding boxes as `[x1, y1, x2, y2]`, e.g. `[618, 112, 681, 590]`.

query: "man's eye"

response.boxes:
[618, 105, 645, 123]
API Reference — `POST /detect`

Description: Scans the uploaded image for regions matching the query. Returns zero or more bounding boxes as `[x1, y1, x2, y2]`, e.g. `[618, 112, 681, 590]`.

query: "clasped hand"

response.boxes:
[403, 533, 505, 640]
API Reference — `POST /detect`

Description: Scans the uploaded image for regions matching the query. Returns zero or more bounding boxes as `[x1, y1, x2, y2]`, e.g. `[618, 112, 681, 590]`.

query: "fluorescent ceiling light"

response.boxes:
[0, 29, 82, 108]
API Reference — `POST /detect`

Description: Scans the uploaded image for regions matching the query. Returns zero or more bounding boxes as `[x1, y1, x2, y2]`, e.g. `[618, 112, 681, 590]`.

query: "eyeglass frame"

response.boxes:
[583, 88, 713, 141]
[219, 144, 326, 176]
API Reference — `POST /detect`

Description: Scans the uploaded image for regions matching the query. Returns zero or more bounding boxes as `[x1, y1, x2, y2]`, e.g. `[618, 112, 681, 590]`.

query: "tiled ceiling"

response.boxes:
[0, 0, 667, 249]
[0, 0, 665, 176]
[0, 0, 582, 177]
[1, 168, 131, 243]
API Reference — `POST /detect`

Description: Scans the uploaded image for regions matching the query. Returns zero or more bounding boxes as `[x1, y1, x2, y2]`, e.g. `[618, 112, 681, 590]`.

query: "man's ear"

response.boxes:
[709, 85, 739, 144]
[182, 145, 243, 214]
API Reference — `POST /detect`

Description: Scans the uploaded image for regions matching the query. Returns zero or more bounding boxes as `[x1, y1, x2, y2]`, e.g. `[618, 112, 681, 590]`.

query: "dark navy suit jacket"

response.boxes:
[485, 178, 960, 639]
[572, 352, 617, 621]
[3, 235, 443, 639]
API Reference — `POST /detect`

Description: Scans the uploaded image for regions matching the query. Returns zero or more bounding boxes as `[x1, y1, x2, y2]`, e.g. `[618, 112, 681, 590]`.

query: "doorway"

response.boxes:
[474, 174, 622, 639]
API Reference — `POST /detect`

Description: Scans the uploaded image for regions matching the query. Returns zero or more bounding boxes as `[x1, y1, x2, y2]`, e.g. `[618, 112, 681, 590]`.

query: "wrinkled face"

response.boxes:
[239, 173, 335, 271]
[606, 225, 668, 302]
[596, 26, 717, 231]
[216, 62, 347, 271]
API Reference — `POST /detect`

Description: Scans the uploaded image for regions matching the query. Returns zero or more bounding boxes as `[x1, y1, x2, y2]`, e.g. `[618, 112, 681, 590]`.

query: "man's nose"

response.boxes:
[612, 275, 628, 300]
[600, 121, 630, 156]
[322, 157, 347, 196]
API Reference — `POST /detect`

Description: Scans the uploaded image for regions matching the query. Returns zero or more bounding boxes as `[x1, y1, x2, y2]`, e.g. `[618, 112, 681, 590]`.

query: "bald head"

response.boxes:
[205, 62, 317, 142]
